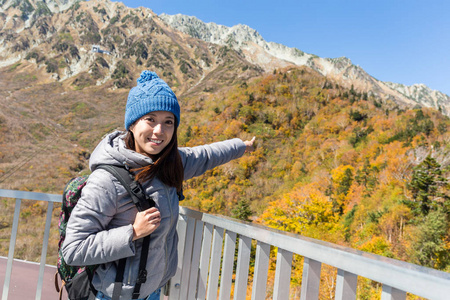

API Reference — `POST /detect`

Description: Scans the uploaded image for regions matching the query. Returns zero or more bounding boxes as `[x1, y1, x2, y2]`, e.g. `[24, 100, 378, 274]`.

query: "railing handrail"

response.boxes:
[0, 189, 61, 202]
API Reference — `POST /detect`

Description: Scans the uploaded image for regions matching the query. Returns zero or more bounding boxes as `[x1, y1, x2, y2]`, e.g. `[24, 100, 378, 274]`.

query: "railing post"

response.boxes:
[218, 231, 237, 300]
[2, 198, 21, 300]
[300, 258, 322, 300]
[273, 248, 293, 300]
[234, 235, 251, 300]
[335, 269, 357, 300]
[197, 223, 213, 300]
[206, 226, 224, 300]
[187, 219, 204, 299]
[35, 201, 54, 300]
[251, 241, 270, 300]
[381, 285, 406, 300]
[179, 217, 196, 299]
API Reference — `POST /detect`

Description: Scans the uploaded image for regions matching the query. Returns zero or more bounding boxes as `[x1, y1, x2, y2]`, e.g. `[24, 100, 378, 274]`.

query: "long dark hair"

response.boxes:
[124, 126, 184, 192]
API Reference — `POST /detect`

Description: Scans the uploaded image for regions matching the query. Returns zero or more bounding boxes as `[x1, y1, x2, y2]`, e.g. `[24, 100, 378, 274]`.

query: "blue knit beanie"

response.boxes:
[125, 70, 180, 130]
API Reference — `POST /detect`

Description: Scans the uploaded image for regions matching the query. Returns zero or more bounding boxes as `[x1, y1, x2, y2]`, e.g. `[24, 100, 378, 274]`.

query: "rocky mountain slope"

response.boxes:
[1, 0, 449, 117]
[0, 0, 263, 92]
[159, 13, 450, 116]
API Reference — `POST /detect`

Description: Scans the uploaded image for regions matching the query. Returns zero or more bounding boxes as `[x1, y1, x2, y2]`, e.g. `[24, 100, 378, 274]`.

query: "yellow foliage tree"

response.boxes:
[331, 165, 355, 214]
[259, 182, 343, 242]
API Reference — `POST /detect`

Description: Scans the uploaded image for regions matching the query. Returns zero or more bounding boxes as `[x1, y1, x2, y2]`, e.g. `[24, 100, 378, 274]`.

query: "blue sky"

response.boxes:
[117, 0, 450, 96]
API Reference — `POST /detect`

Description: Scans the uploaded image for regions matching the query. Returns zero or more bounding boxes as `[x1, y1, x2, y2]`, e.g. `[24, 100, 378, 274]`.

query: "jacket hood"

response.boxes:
[89, 131, 154, 171]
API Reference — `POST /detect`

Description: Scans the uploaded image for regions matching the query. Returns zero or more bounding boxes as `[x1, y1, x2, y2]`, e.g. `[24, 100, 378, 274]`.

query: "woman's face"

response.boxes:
[130, 111, 175, 157]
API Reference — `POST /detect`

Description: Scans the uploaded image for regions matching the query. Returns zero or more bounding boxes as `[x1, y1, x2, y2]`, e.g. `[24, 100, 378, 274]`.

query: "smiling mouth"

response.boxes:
[149, 138, 163, 145]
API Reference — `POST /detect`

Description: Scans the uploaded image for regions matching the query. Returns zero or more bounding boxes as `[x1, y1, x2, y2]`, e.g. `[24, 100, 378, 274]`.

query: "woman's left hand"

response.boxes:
[132, 207, 161, 241]
[244, 136, 256, 153]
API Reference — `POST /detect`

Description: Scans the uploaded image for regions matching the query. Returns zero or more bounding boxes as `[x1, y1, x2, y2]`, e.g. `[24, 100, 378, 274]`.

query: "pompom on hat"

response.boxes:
[125, 70, 180, 130]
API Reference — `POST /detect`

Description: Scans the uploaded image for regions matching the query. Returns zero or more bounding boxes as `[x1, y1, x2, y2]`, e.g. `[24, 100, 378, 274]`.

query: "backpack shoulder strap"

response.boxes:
[96, 165, 155, 211]
[96, 164, 153, 300]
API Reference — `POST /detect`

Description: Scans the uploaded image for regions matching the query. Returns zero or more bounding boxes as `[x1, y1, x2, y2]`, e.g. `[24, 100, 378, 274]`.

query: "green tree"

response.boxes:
[232, 199, 252, 222]
[407, 156, 450, 216]
[413, 209, 449, 270]
[355, 158, 378, 194]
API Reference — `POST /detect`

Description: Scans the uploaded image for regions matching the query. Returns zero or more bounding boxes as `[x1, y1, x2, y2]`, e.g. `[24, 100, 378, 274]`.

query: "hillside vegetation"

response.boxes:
[179, 67, 450, 270]
[1, 62, 449, 300]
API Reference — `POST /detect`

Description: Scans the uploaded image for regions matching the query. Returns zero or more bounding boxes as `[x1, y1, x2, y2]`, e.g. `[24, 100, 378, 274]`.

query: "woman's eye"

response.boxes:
[166, 120, 174, 125]
[145, 118, 154, 122]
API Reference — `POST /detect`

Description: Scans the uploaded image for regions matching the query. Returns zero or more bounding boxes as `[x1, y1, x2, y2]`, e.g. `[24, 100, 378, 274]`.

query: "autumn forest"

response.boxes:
[178, 67, 450, 273]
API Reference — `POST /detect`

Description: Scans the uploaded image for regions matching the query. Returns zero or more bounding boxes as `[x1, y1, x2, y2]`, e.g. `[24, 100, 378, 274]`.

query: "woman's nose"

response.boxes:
[153, 123, 163, 134]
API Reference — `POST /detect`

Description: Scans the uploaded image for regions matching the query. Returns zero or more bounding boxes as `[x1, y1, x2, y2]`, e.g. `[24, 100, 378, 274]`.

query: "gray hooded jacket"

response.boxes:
[62, 131, 246, 299]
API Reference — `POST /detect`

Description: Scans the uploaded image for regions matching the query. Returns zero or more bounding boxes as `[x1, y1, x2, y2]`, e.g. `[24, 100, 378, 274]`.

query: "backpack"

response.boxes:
[55, 165, 155, 300]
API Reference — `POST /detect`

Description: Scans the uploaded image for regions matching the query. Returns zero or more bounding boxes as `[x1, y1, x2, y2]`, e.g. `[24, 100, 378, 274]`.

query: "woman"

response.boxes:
[61, 70, 255, 300]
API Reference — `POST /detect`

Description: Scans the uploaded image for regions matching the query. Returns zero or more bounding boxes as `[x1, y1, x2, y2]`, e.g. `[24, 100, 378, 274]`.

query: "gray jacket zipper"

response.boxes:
[162, 185, 173, 281]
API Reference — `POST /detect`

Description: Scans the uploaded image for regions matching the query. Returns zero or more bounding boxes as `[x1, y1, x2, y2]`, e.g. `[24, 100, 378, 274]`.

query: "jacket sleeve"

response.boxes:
[61, 169, 136, 266]
[180, 138, 247, 181]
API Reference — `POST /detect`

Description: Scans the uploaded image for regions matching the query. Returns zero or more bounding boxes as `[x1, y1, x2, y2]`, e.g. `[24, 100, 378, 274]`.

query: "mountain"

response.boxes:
[159, 13, 450, 117]
[0, 0, 449, 188]
[1, 0, 449, 116]
[0, 0, 263, 91]
[0, 0, 448, 191]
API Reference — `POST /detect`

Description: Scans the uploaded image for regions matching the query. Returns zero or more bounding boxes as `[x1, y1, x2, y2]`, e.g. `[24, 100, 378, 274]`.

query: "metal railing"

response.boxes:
[0, 189, 60, 300]
[0, 188, 449, 300]
[171, 207, 450, 300]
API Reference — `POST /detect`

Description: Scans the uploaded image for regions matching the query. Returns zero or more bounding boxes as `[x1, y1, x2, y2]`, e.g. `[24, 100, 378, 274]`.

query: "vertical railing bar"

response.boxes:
[206, 226, 224, 300]
[170, 215, 188, 300]
[2, 198, 22, 300]
[273, 248, 293, 300]
[179, 217, 196, 299]
[381, 285, 407, 300]
[218, 231, 236, 300]
[187, 219, 204, 299]
[335, 269, 357, 300]
[35, 201, 54, 300]
[251, 241, 270, 300]
[300, 258, 322, 300]
[233, 235, 251, 300]
[197, 223, 214, 300]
